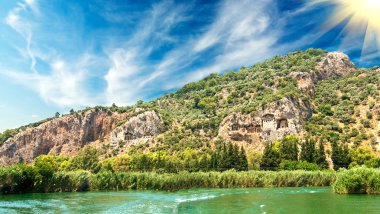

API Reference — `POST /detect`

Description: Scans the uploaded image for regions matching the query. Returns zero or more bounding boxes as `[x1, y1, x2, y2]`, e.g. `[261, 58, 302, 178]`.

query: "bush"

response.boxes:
[280, 160, 320, 171]
[333, 168, 380, 194]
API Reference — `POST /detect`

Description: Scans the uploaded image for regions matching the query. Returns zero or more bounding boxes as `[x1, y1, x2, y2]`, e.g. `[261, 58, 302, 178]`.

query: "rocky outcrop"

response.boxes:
[110, 111, 163, 148]
[290, 52, 356, 94]
[0, 109, 127, 166]
[289, 72, 315, 94]
[315, 52, 356, 80]
[219, 97, 311, 152]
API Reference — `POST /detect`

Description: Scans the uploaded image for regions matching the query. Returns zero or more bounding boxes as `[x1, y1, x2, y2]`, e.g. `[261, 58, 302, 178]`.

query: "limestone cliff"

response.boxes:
[290, 52, 356, 94]
[110, 111, 163, 148]
[0, 109, 127, 165]
[218, 97, 311, 152]
[219, 52, 356, 151]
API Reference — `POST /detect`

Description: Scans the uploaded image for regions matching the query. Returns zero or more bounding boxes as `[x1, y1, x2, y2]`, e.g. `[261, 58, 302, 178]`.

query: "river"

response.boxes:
[0, 187, 379, 213]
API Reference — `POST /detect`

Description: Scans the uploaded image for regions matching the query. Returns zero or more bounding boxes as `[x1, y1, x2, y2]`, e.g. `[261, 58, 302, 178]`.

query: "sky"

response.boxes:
[0, 0, 379, 132]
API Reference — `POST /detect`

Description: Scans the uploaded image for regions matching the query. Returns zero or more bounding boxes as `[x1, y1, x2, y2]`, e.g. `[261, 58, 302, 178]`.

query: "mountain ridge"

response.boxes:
[1, 49, 378, 168]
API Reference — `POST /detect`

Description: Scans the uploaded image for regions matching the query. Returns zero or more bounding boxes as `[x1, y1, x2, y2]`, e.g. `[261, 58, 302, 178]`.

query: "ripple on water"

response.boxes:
[175, 195, 217, 203]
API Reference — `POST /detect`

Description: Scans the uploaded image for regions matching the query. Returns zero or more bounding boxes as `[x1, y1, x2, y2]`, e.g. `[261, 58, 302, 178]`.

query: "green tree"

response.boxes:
[300, 138, 316, 163]
[280, 135, 299, 161]
[316, 142, 328, 169]
[0, 129, 18, 145]
[331, 142, 351, 170]
[232, 143, 240, 169]
[68, 146, 100, 173]
[239, 146, 248, 171]
[261, 143, 280, 170]
[209, 152, 218, 171]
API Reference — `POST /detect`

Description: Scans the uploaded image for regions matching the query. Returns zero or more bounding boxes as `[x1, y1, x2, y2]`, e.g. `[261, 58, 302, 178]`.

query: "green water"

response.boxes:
[0, 187, 379, 213]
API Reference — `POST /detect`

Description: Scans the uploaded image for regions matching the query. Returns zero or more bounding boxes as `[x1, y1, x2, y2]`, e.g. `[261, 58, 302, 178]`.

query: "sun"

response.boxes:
[321, 0, 380, 58]
[334, 0, 380, 26]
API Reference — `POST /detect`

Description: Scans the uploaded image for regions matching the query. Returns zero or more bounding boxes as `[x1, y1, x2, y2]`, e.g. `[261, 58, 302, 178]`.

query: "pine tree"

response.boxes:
[341, 144, 351, 169]
[199, 154, 208, 171]
[209, 152, 218, 171]
[316, 142, 328, 169]
[300, 138, 316, 163]
[226, 142, 234, 169]
[261, 143, 280, 170]
[218, 142, 227, 171]
[232, 143, 240, 169]
[239, 146, 248, 171]
[280, 135, 299, 161]
[332, 142, 351, 170]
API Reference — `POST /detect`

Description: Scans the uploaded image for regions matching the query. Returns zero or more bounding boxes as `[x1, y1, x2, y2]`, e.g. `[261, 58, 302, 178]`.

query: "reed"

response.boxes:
[0, 169, 336, 194]
[333, 168, 380, 194]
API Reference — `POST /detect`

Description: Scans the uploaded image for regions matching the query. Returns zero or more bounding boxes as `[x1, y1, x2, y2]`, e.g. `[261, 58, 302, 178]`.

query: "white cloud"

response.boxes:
[103, 0, 191, 105]
[2, 0, 331, 108]
[140, 0, 280, 89]
[4, 53, 105, 107]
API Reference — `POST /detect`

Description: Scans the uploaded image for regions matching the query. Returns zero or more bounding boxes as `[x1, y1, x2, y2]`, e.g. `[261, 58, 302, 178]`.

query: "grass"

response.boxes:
[57, 170, 337, 192]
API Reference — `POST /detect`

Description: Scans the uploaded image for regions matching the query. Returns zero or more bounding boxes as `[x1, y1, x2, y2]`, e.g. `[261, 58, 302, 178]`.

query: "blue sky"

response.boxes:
[0, 0, 379, 132]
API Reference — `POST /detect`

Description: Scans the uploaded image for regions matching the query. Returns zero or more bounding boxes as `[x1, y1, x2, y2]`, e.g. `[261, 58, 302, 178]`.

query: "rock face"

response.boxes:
[290, 52, 356, 94]
[315, 52, 356, 80]
[0, 109, 127, 166]
[219, 97, 311, 152]
[110, 111, 163, 148]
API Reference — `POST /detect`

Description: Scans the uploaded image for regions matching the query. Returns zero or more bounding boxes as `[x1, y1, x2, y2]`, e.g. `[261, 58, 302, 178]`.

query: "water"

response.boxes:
[0, 187, 379, 213]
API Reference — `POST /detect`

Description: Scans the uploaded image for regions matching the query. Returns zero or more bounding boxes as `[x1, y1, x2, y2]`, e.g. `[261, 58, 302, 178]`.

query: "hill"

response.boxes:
[0, 49, 379, 170]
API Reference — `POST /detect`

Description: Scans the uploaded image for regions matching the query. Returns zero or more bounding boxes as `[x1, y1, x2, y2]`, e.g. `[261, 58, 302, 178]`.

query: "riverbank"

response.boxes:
[2, 167, 379, 194]
[0, 169, 335, 194]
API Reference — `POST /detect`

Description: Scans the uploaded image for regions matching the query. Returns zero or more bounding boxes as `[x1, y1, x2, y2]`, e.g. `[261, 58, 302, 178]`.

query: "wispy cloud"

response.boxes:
[103, 0, 192, 105]
[1, 0, 352, 109]
[138, 0, 280, 89]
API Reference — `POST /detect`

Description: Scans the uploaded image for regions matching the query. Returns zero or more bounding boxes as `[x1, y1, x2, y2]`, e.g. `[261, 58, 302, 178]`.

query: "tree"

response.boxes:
[199, 154, 209, 171]
[112, 154, 131, 172]
[209, 152, 218, 171]
[69, 109, 75, 114]
[331, 142, 351, 170]
[0, 129, 18, 145]
[316, 142, 328, 169]
[68, 146, 100, 173]
[226, 142, 234, 169]
[239, 146, 248, 171]
[349, 146, 374, 166]
[300, 138, 316, 163]
[198, 97, 217, 110]
[261, 143, 280, 170]
[55, 112, 60, 118]
[34, 155, 57, 179]
[280, 135, 299, 161]
[232, 143, 240, 169]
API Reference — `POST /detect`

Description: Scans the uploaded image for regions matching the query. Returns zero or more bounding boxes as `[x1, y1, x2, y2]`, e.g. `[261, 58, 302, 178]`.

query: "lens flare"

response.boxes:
[320, 0, 380, 58]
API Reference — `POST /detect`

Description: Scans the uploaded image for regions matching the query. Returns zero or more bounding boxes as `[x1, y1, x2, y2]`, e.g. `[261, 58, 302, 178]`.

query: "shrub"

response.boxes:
[280, 160, 320, 171]
[333, 168, 380, 194]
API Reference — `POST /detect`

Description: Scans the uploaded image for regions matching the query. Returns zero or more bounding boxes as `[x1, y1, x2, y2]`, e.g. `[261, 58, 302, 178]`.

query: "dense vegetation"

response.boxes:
[0, 164, 335, 194]
[261, 135, 328, 170]
[306, 67, 380, 159]
[334, 168, 380, 194]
